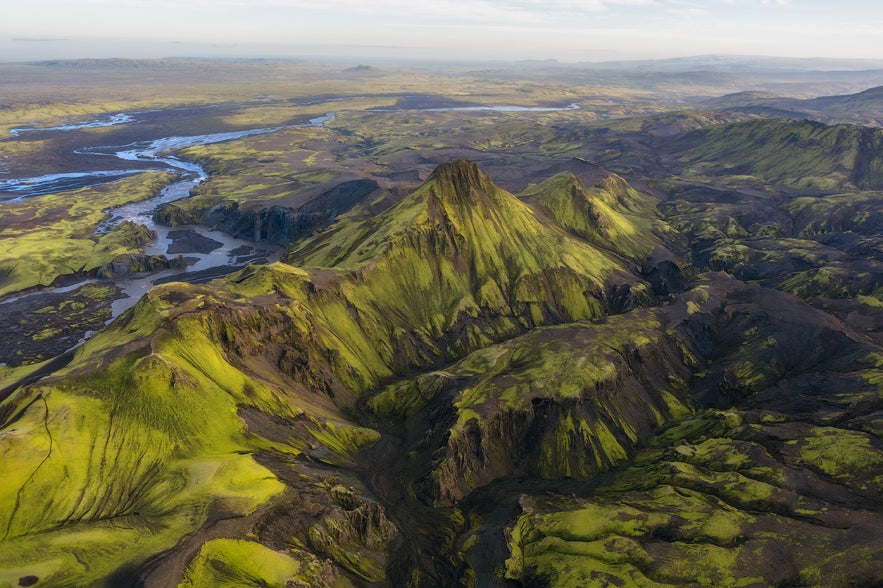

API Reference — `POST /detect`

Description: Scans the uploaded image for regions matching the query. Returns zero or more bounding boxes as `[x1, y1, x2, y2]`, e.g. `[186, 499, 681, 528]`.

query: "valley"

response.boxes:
[0, 58, 881, 587]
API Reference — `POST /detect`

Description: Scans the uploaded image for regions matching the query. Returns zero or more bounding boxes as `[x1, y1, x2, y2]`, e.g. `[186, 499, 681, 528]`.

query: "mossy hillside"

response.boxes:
[179, 539, 308, 588]
[784, 190, 883, 237]
[667, 118, 883, 190]
[520, 171, 660, 260]
[698, 237, 883, 307]
[0, 172, 173, 296]
[0, 360, 53, 393]
[0, 386, 283, 586]
[76, 281, 401, 584]
[302, 492, 397, 583]
[657, 193, 758, 247]
[224, 261, 314, 300]
[72, 271, 384, 446]
[798, 426, 883, 493]
[505, 488, 759, 588]
[286, 161, 644, 359]
[504, 409, 883, 587]
[371, 309, 694, 503]
[177, 538, 360, 588]
[0, 287, 323, 586]
[706, 237, 839, 278]
[288, 160, 624, 277]
[498, 276, 883, 585]
[658, 169, 883, 348]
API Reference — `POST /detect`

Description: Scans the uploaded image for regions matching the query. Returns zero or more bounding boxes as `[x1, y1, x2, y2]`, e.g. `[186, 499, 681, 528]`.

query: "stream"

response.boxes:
[0, 102, 575, 355]
[1, 113, 336, 325]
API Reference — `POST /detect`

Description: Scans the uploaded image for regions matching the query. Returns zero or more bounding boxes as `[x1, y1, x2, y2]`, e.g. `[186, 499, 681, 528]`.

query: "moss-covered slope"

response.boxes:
[0, 284, 299, 586]
[277, 160, 650, 390]
[520, 171, 660, 261]
[370, 309, 694, 504]
[0, 160, 661, 586]
[500, 274, 883, 587]
[666, 118, 883, 190]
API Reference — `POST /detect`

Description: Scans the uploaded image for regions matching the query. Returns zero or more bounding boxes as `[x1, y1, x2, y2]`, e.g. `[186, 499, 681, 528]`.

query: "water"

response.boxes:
[8, 112, 136, 136]
[368, 103, 581, 113]
[1, 169, 160, 199]
[4, 114, 336, 200]
[0, 119, 305, 324]
[0, 103, 565, 329]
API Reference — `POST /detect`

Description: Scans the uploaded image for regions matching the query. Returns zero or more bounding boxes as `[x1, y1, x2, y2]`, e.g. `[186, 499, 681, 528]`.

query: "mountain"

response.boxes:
[0, 161, 658, 586]
[520, 170, 660, 261]
[286, 160, 650, 340]
[664, 118, 883, 190]
[705, 84, 883, 126]
[583, 55, 883, 73]
[1, 156, 882, 587]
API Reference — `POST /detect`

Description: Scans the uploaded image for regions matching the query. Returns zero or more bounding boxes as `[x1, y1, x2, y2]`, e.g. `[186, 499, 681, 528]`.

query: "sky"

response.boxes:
[2, 0, 883, 63]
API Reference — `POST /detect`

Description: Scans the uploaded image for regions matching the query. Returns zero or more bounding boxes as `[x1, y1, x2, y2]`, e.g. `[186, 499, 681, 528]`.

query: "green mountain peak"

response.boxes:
[521, 171, 660, 260]
[423, 158, 498, 206]
[287, 159, 573, 270]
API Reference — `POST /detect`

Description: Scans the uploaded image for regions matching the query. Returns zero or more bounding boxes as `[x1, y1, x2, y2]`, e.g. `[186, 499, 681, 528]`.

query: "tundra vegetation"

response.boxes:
[0, 58, 882, 587]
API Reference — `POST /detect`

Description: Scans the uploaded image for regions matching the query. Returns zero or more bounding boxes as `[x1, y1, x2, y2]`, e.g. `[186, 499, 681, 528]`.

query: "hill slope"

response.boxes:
[704, 85, 883, 126]
[1, 156, 882, 587]
[0, 161, 658, 586]
[666, 118, 883, 190]
[520, 171, 660, 260]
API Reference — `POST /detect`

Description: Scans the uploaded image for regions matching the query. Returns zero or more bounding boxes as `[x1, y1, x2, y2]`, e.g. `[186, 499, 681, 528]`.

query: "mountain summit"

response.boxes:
[423, 158, 498, 205]
[286, 160, 647, 327]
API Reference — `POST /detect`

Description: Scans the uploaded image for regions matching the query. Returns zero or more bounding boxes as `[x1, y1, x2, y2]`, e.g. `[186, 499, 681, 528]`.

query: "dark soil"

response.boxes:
[166, 229, 223, 254]
[0, 281, 123, 368]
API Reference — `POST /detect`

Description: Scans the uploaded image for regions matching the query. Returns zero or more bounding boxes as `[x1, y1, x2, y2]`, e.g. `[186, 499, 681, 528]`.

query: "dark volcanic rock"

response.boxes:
[180, 178, 379, 245]
[95, 253, 187, 278]
[166, 229, 223, 254]
[0, 282, 124, 367]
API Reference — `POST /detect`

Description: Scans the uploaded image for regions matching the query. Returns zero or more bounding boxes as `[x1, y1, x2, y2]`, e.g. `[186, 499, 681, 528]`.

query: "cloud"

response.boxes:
[60, 0, 672, 30]
[717, 0, 791, 5]
[665, 7, 709, 17]
[12, 37, 70, 42]
[73, 0, 659, 17]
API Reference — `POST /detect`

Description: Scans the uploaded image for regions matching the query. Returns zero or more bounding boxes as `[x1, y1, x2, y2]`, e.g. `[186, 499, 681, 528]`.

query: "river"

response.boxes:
[1, 113, 336, 324]
[0, 102, 574, 351]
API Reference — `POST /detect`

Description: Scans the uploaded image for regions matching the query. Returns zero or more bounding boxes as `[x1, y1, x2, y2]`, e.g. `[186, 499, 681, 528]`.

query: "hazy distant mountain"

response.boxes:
[706, 84, 883, 125]
[579, 54, 883, 73]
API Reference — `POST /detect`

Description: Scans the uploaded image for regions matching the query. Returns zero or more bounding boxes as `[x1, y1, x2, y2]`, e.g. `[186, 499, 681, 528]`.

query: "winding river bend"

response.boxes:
[1, 113, 336, 323]
[0, 102, 578, 356]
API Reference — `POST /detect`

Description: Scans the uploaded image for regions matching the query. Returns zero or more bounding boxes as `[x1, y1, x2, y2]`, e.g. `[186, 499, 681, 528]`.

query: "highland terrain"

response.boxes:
[0, 58, 882, 587]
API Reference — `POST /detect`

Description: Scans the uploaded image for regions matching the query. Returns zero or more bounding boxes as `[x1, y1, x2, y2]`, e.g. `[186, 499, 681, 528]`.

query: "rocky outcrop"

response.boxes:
[372, 310, 695, 505]
[95, 253, 187, 278]
[155, 179, 379, 245]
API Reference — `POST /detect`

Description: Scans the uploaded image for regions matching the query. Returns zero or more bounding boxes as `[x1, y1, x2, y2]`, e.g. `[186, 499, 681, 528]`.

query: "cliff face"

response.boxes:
[155, 178, 379, 244]
[382, 313, 696, 504]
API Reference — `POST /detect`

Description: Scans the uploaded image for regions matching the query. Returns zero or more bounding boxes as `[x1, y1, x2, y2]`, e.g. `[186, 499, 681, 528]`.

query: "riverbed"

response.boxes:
[0, 101, 576, 363]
